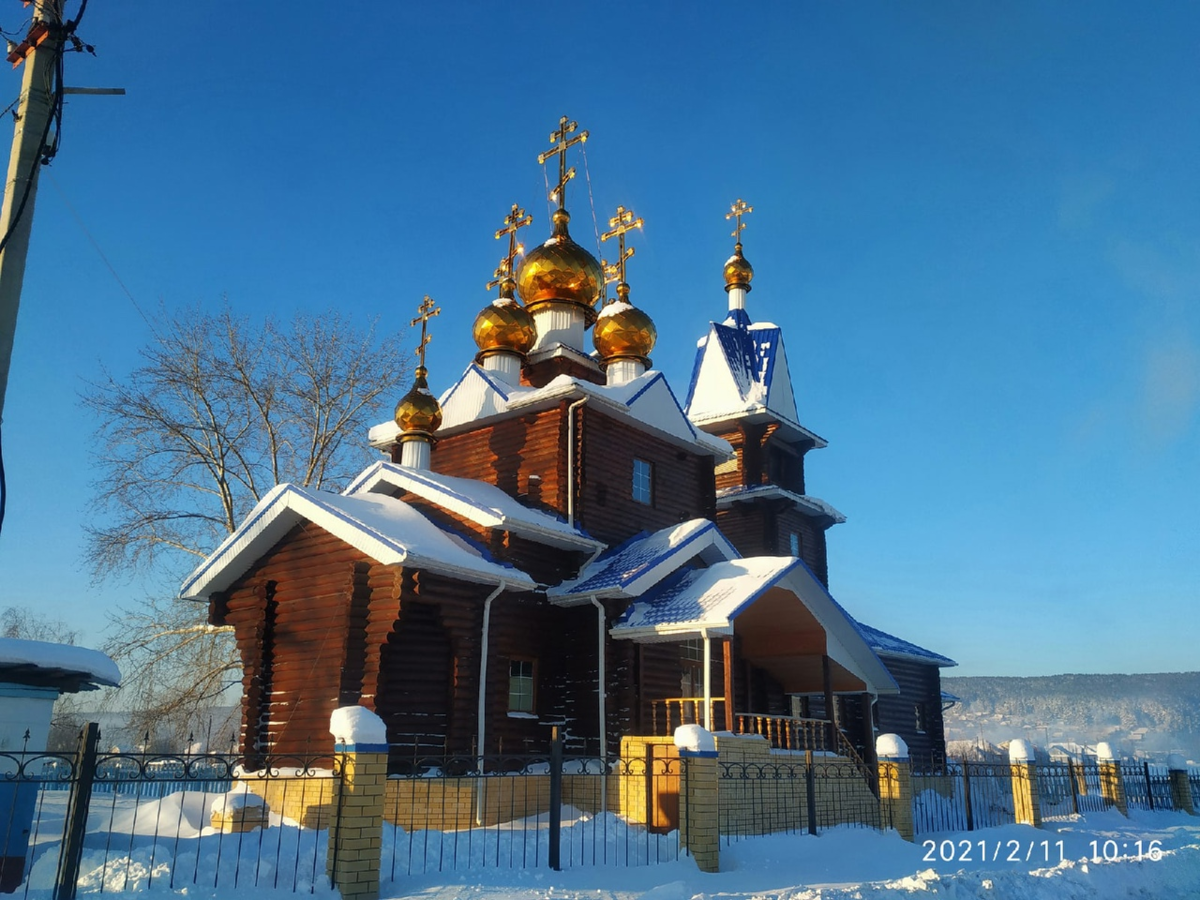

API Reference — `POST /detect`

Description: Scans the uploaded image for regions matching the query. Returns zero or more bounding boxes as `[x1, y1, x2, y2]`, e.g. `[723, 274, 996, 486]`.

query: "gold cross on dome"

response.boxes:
[485, 259, 510, 295]
[490, 203, 532, 285]
[537, 115, 588, 210]
[600, 204, 643, 288]
[727, 198, 753, 244]
[410, 295, 441, 368]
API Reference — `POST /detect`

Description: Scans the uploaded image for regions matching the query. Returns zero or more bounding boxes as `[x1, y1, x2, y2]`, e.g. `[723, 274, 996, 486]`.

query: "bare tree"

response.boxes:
[84, 305, 409, 738]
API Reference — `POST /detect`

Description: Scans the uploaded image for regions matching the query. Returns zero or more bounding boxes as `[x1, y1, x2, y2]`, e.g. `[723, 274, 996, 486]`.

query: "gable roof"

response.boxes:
[344, 461, 605, 552]
[611, 556, 898, 695]
[685, 313, 826, 448]
[179, 483, 536, 600]
[855, 621, 957, 667]
[715, 483, 847, 524]
[369, 365, 732, 459]
[546, 518, 739, 605]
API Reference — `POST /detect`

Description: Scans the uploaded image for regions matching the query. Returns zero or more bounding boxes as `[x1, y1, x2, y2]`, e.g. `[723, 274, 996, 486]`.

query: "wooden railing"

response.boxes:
[734, 713, 834, 753]
[650, 697, 727, 735]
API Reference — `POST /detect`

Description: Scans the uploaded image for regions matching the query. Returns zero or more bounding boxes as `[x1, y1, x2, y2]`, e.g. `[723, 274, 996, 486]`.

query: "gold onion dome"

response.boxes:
[516, 209, 603, 316]
[473, 287, 536, 356]
[394, 366, 442, 435]
[593, 292, 657, 361]
[724, 242, 754, 292]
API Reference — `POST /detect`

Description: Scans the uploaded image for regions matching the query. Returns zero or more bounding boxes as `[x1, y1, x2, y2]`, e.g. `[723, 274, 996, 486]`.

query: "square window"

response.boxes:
[632, 458, 653, 505]
[509, 659, 535, 713]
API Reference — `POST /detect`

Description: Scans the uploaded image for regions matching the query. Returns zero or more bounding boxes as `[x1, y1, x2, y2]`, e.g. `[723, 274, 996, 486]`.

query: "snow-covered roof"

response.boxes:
[855, 622, 957, 668]
[684, 312, 826, 448]
[715, 484, 846, 525]
[0, 639, 120, 692]
[369, 366, 732, 459]
[343, 462, 604, 552]
[547, 519, 739, 605]
[180, 483, 536, 600]
[612, 557, 898, 695]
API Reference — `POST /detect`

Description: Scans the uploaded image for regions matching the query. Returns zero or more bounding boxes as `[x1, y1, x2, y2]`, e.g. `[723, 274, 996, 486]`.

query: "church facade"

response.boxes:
[181, 118, 954, 771]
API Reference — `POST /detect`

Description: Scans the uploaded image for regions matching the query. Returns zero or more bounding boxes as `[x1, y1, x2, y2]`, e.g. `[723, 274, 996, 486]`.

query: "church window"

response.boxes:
[509, 659, 536, 713]
[915, 702, 928, 734]
[632, 458, 653, 505]
[788, 531, 801, 557]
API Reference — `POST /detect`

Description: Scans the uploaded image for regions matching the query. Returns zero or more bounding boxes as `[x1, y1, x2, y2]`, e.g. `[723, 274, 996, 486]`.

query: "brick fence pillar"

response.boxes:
[876, 734, 913, 842]
[675, 725, 719, 873]
[328, 708, 389, 900]
[1096, 743, 1127, 817]
[1008, 740, 1042, 828]
[1168, 755, 1195, 816]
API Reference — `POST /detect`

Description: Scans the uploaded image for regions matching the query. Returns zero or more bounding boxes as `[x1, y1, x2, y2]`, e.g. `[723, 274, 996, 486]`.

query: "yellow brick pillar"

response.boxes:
[1167, 755, 1195, 816]
[1096, 743, 1127, 817]
[328, 708, 389, 900]
[675, 725, 719, 874]
[876, 734, 914, 842]
[1008, 740, 1042, 828]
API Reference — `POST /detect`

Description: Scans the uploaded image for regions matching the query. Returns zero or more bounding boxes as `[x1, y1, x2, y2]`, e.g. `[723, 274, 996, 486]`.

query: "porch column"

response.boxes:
[821, 655, 836, 750]
[723, 638, 735, 733]
[702, 630, 712, 731]
[859, 692, 878, 790]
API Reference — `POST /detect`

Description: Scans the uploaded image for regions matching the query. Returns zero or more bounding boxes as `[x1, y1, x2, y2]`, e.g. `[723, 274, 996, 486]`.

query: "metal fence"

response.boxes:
[0, 731, 336, 897]
[379, 752, 681, 877]
[910, 758, 1016, 834]
[717, 753, 882, 844]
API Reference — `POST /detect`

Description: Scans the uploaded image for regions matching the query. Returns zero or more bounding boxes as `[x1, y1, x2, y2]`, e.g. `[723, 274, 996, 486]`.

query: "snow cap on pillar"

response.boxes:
[1096, 742, 1117, 761]
[876, 733, 908, 760]
[395, 296, 442, 469]
[1008, 739, 1035, 763]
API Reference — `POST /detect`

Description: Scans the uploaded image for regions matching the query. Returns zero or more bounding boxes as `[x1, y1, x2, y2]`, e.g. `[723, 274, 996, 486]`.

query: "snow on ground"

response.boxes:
[16, 793, 1200, 898]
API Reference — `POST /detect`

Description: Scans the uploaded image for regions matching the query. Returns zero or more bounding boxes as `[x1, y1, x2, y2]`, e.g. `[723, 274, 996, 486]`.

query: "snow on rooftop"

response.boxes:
[684, 311, 825, 448]
[716, 484, 846, 524]
[547, 519, 738, 602]
[344, 462, 603, 551]
[613, 557, 800, 632]
[854, 621, 956, 667]
[180, 483, 535, 600]
[0, 639, 120, 690]
[371, 363, 731, 459]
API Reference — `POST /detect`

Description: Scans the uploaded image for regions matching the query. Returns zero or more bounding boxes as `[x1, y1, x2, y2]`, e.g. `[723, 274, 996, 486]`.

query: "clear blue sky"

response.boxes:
[0, 1, 1196, 677]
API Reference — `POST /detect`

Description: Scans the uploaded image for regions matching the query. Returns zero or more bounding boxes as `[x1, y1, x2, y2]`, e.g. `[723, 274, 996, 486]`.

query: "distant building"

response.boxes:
[181, 121, 954, 772]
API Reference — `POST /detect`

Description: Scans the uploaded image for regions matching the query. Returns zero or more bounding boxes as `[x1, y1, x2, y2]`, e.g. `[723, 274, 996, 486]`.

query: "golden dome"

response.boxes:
[593, 293, 657, 362]
[516, 208, 602, 316]
[724, 242, 754, 292]
[473, 293, 536, 356]
[394, 366, 442, 435]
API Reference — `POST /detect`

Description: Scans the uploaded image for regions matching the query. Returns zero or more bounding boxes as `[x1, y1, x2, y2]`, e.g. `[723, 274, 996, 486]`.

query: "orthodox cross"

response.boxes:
[727, 198, 753, 244]
[487, 203, 532, 290]
[410, 295, 440, 368]
[537, 115, 588, 210]
[600, 204, 643, 289]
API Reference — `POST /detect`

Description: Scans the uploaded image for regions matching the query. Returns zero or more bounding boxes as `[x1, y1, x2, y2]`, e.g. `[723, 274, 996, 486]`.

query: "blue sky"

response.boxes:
[0, 1, 1196, 677]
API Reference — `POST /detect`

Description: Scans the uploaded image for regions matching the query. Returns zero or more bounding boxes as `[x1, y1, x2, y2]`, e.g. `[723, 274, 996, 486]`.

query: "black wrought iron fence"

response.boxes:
[910, 758, 1016, 834]
[378, 750, 681, 877]
[0, 724, 336, 898]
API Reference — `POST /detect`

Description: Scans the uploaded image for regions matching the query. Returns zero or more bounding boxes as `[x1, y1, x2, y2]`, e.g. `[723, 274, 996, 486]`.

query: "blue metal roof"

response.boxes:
[854, 621, 957, 667]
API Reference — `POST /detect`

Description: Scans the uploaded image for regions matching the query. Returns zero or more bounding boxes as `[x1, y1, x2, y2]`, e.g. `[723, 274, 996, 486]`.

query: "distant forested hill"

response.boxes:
[941, 672, 1200, 760]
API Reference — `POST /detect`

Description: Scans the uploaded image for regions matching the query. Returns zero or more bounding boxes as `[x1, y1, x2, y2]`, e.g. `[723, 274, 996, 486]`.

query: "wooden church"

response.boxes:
[181, 117, 955, 770]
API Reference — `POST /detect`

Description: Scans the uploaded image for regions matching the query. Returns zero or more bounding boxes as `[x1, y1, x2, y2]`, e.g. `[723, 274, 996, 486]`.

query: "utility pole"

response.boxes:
[0, 0, 64, 420]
